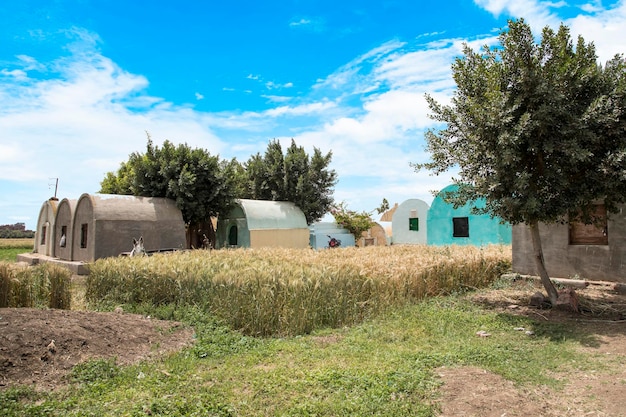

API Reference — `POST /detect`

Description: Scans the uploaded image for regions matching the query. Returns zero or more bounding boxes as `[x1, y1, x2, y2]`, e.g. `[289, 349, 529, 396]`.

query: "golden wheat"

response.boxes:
[87, 245, 511, 336]
[0, 262, 71, 308]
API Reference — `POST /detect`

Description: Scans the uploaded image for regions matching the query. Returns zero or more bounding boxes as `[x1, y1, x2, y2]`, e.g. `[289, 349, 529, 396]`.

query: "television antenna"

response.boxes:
[49, 178, 59, 199]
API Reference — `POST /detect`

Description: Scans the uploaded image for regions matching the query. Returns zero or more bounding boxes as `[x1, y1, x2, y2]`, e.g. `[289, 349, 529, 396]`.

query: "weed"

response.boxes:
[69, 358, 120, 384]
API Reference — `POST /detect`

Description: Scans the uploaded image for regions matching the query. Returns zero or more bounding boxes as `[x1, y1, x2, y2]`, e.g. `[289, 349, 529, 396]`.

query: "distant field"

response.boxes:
[0, 238, 34, 248]
[0, 238, 33, 261]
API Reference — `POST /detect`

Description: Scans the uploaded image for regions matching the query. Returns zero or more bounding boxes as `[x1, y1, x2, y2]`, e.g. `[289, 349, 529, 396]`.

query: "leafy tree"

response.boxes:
[100, 136, 235, 247]
[415, 19, 626, 304]
[376, 198, 390, 215]
[330, 202, 376, 241]
[242, 139, 337, 224]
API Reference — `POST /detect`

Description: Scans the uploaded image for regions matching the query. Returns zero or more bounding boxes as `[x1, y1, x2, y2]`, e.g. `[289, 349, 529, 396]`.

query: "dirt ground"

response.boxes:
[438, 279, 626, 417]
[0, 308, 195, 391]
[0, 278, 625, 416]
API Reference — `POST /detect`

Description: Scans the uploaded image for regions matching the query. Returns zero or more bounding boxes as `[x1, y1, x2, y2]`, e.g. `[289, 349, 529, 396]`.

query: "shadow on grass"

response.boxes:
[470, 282, 626, 350]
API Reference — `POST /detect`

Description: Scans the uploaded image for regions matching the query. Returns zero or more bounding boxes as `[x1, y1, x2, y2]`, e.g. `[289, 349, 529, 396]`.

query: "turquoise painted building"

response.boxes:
[427, 184, 512, 246]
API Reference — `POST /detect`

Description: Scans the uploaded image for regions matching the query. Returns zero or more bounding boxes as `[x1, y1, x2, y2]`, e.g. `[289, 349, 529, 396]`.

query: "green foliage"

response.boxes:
[100, 134, 236, 228]
[100, 136, 337, 231]
[70, 358, 120, 384]
[376, 198, 390, 214]
[241, 139, 337, 224]
[416, 19, 626, 224]
[330, 202, 376, 240]
[0, 229, 35, 239]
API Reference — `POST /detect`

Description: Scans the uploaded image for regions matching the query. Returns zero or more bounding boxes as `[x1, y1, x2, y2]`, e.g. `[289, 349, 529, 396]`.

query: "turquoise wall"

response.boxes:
[427, 184, 512, 246]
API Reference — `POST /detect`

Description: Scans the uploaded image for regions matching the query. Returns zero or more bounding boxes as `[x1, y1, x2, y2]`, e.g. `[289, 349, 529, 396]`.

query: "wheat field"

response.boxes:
[87, 245, 511, 336]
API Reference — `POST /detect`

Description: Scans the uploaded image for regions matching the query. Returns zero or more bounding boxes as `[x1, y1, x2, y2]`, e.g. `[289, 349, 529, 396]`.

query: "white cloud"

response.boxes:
[4, 1, 626, 229]
[288, 16, 325, 31]
[195, 92, 204, 100]
[0, 34, 226, 197]
[566, 2, 626, 62]
[262, 94, 292, 103]
[265, 80, 294, 90]
[263, 100, 337, 117]
[473, 0, 562, 30]
[289, 18, 311, 27]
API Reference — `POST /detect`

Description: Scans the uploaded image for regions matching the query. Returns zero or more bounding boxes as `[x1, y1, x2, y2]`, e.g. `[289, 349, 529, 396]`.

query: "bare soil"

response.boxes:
[0, 277, 625, 416]
[438, 279, 626, 417]
[0, 308, 195, 391]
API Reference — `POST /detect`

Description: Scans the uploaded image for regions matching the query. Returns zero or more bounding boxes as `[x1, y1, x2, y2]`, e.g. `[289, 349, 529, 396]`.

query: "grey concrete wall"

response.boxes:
[54, 199, 76, 261]
[94, 219, 186, 259]
[34, 199, 57, 256]
[72, 195, 95, 263]
[512, 205, 626, 282]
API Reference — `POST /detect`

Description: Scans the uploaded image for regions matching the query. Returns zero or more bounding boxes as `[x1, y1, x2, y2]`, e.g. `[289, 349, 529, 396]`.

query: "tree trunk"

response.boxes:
[529, 220, 559, 305]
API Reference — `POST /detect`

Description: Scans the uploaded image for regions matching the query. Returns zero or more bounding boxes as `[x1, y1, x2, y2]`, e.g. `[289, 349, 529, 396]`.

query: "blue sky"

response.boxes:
[1, 0, 625, 230]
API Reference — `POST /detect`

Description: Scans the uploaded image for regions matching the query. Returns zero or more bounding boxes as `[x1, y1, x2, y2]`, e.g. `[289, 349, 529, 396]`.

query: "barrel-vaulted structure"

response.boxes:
[427, 184, 511, 246]
[391, 199, 430, 245]
[53, 198, 77, 261]
[216, 199, 309, 249]
[71, 193, 186, 262]
[34, 198, 58, 257]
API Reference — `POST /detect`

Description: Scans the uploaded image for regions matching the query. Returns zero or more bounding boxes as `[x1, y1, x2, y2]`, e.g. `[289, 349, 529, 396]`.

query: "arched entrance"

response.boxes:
[228, 225, 238, 246]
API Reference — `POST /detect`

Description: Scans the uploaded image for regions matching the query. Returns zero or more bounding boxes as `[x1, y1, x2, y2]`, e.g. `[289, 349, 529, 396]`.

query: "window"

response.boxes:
[569, 205, 608, 245]
[409, 217, 419, 231]
[60, 226, 67, 247]
[453, 217, 469, 238]
[228, 225, 238, 246]
[40, 226, 46, 245]
[80, 223, 88, 249]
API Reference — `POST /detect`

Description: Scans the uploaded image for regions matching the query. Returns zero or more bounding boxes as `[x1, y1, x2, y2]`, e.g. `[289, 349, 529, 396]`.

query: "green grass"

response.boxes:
[0, 238, 33, 261]
[1, 294, 598, 417]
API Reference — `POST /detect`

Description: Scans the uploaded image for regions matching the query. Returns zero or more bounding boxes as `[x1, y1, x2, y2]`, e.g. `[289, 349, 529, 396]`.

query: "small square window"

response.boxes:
[60, 226, 67, 247]
[80, 224, 88, 248]
[409, 217, 419, 231]
[453, 217, 469, 238]
[569, 204, 608, 245]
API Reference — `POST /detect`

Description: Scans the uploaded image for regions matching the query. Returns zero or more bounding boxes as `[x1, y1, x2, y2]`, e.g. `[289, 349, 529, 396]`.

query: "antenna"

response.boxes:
[48, 178, 59, 200]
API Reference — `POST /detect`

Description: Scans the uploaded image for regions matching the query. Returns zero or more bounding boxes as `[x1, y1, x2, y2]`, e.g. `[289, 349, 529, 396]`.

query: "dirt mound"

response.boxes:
[0, 308, 194, 391]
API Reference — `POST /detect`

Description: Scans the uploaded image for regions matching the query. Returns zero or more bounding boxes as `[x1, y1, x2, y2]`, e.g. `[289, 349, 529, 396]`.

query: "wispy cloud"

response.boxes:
[265, 81, 294, 90]
[473, 0, 626, 61]
[262, 94, 292, 103]
[288, 16, 325, 32]
[3, 1, 626, 227]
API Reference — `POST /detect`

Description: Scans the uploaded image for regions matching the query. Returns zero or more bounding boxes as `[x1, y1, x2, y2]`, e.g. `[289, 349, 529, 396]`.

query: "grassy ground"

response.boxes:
[0, 238, 33, 262]
[0, 244, 604, 416]
[1, 284, 595, 417]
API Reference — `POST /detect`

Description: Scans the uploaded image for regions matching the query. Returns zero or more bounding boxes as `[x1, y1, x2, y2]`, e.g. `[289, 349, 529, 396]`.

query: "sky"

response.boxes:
[1, 0, 625, 230]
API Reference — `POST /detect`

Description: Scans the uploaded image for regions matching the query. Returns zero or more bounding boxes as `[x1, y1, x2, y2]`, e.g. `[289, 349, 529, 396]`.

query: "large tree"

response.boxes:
[100, 136, 235, 247]
[242, 139, 337, 224]
[415, 19, 626, 304]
